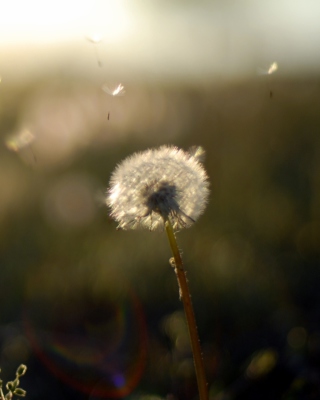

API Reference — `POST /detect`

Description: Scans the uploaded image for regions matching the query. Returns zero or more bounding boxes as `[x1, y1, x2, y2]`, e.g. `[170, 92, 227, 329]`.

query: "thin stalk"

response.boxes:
[165, 219, 209, 400]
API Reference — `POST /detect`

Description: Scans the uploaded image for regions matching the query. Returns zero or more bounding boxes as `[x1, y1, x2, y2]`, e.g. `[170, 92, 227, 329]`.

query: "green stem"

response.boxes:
[165, 219, 209, 400]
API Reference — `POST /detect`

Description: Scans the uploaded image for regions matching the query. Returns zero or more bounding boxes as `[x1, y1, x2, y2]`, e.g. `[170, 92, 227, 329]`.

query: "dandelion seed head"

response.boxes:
[107, 145, 209, 231]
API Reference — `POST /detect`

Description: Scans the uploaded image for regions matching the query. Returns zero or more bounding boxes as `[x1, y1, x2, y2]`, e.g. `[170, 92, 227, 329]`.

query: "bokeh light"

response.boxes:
[43, 173, 98, 230]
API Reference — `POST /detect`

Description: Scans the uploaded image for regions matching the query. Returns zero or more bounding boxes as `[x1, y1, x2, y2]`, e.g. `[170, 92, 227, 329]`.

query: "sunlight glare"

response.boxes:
[0, 0, 130, 44]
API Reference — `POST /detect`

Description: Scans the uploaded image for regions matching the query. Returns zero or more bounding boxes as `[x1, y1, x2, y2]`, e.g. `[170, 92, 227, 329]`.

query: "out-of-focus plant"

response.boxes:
[0, 365, 27, 400]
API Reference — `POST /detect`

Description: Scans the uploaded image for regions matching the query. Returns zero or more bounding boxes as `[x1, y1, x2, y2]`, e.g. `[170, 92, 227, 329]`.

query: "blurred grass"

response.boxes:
[0, 75, 320, 399]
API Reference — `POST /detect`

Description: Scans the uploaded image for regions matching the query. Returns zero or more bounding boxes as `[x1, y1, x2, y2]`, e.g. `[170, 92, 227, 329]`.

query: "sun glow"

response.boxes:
[0, 0, 130, 44]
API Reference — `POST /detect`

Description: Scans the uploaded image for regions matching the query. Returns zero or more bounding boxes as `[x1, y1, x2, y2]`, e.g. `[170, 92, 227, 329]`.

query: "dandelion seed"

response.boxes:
[107, 145, 209, 231]
[267, 62, 278, 75]
[5, 129, 35, 152]
[257, 62, 278, 99]
[85, 33, 103, 44]
[188, 145, 206, 163]
[86, 34, 103, 67]
[257, 61, 278, 76]
[102, 83, 125, 96]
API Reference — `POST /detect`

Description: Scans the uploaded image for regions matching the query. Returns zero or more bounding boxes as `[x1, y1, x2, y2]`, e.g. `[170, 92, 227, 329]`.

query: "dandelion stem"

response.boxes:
[165, 219, 209, 400]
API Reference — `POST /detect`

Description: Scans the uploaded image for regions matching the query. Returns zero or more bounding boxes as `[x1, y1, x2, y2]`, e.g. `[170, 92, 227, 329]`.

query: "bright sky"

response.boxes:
[0, 0, 319, 82]
[0, 0, 130, 44]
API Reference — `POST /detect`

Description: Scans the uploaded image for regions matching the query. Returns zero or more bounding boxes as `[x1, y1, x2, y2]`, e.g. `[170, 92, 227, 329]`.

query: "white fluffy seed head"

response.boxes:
[107, 145, 210, 231]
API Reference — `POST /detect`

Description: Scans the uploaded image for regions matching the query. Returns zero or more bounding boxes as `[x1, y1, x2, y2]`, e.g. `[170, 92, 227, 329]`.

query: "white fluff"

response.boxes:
[107, 145, 210, 231]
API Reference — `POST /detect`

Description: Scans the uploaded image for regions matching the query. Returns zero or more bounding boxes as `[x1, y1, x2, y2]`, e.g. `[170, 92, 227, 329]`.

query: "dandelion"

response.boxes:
[107, 145, 209, 231]
[107, 145, 210, 400]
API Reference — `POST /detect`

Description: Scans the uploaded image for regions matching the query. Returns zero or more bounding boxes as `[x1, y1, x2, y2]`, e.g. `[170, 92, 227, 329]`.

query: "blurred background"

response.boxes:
[1, 0, 320, 399]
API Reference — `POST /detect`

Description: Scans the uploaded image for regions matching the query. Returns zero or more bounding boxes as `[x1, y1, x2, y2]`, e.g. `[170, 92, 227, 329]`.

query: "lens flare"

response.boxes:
[23, 270, 147, 398]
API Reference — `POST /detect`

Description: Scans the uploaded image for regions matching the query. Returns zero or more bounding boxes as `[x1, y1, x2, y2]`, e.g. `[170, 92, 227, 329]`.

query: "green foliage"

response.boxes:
[0, 365, 27, 400]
